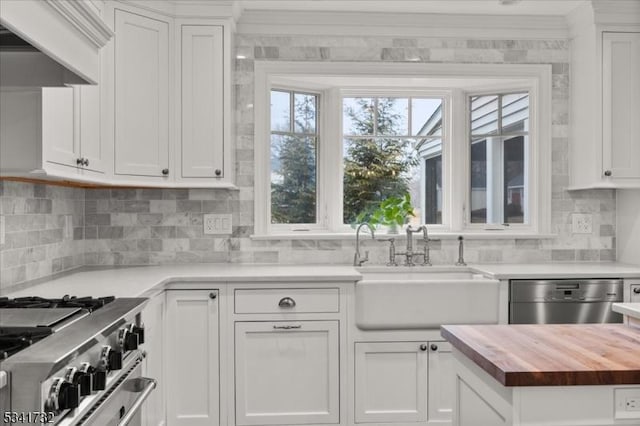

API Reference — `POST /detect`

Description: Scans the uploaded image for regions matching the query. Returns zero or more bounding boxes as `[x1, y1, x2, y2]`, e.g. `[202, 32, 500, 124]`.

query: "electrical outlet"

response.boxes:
[616, 388, 640, 419]
[571, 213, 593, 234]
[0, 215, 5, 245]
[627, 398, 640, 411]
[203, 214, 232, 235]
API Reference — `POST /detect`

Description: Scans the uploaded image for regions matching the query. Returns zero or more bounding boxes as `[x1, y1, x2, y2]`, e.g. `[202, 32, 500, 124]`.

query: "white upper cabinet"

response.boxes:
[602, 32, 640, 181]
[180, 25, 225, 180]
[569, 3, 640, 189]
[43, 87, 78, 169]
[114, 9, 170, 178]
[78, 83, 106, 174]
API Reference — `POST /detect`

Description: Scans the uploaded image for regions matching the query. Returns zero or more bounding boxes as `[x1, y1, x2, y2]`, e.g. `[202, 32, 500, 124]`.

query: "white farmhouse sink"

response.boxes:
[355, 267, 500, 330]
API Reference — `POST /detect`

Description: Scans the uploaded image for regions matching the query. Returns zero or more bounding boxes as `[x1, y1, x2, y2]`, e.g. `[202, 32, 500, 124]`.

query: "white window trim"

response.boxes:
[254, 61, 552, 237]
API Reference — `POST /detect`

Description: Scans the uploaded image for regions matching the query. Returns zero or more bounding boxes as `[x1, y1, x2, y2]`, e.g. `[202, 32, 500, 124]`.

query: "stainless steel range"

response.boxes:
[0, 295, 156, 425]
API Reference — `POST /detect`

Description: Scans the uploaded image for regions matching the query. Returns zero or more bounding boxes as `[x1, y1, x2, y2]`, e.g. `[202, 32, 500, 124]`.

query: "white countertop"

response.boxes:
[470, 262, 640, 279]
[3, 262, 640, 299]
[4, 264, 362, 298]
[613, 303, 640, 320]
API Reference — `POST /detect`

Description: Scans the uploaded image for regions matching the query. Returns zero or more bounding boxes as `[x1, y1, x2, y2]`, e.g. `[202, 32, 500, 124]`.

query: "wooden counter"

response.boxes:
[441, 324, 640, 386]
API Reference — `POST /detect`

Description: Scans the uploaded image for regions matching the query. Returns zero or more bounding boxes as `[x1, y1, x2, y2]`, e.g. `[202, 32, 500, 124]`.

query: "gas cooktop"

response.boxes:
[0, 295, 116, 360]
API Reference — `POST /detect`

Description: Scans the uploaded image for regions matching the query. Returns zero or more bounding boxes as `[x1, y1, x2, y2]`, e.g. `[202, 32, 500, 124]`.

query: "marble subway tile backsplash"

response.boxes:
[0, 181, 85, 293]
[0, 34, 620, 291]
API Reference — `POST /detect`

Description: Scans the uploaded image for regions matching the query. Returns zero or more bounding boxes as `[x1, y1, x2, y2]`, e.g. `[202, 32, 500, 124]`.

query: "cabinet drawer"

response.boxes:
[234, 288, 339, 314]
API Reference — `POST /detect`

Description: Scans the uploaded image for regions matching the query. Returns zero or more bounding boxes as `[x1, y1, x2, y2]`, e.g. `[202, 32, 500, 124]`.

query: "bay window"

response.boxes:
[254, 62, 551, 237]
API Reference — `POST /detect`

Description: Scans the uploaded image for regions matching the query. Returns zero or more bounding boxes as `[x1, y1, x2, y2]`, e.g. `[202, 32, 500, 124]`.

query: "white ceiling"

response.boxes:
[238, 0, 587, 16]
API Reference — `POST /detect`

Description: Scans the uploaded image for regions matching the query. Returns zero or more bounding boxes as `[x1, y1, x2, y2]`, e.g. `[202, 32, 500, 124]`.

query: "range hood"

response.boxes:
[0, 24, 88, 86]
[0, 0, 113, 87]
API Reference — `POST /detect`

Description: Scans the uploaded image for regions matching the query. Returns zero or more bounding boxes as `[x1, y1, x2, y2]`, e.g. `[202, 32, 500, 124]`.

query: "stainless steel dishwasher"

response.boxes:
[509, 279, 624, 324]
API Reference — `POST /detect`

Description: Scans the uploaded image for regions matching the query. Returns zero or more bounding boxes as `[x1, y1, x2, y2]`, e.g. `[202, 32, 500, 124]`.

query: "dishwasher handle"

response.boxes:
[117, 377, 157, 426]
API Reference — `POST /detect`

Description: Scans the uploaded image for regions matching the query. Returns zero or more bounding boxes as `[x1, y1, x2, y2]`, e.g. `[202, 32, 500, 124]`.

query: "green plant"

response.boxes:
[356, 193, 416, 228]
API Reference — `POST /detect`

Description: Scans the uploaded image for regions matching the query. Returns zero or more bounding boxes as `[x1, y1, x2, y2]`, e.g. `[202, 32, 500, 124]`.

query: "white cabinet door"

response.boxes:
[43, 87, 78, 168]
[142, 293, 166, 426]
[180, 25, 224, 179]
[235, 321, 340, 425]
[602, 32, 640, 180]
[114, 9, 169, 177]
[427, 341, 454, 424]
[166, 290, 219, 426]
[78, 83, 105, 174]
[354, 342, 427, 423]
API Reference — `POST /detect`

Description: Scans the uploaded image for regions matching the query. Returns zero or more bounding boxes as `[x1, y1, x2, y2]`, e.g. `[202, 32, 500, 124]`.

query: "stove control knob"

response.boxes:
[65, 367, 92, 397]
[131, 324, 145, 344]
[109, 349, 123, 370]
[46, 378, 80, 412]
[78, 363, 95, 395]
[93, 368, 107, 391]
[119, 328, 139, 351]
[59, 381, 81, 410]
[101, 345, 123, 371]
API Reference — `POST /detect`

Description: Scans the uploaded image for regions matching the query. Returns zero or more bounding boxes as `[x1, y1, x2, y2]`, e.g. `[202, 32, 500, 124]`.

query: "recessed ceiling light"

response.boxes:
[236, 54, 247, 59]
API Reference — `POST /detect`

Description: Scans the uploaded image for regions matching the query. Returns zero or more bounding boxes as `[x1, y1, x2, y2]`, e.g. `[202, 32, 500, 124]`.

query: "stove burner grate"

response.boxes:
[0, 327, 53, 359]
[0, 295, 115, 312]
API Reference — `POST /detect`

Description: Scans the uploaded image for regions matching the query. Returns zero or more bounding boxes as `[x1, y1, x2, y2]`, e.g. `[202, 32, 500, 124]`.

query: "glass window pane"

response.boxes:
[470, 95, 498, 136]
[294, 93, 316, 134]
[271, 90, 290, 132]
[377, 98, 408, 136]
[504, 136, 525, 224]
[412, 98, 442, 136]
[419, 138, 443, 224]
[470, 138, 487, 223]
[343, 97, 374, 136]
[501, 93, 529, 133]
[343, 137, 419, 224]
[270, 135, 317, 224]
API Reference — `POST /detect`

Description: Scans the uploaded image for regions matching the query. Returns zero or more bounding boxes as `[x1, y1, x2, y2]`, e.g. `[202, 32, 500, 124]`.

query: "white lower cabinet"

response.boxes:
[354, 341, 453, 425]
[166, 290, 219, 426]
[142, 293, 166, 426]
[426, 341, 454, 423]
[234, 320, 340, 425]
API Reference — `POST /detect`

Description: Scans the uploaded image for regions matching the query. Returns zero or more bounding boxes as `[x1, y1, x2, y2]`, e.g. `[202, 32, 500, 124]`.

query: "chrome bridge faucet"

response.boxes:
[392, 225, 432, 266]
[354, 222, 376, 266]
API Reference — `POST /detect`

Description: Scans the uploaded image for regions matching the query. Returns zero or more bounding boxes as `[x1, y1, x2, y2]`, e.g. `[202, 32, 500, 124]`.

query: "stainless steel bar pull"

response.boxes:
[273, 325, 302, 330]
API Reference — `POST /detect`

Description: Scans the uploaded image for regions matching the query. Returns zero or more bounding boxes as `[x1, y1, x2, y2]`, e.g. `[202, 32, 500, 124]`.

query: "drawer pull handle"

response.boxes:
[273, 325, 301, 330]
[278, 297, 296, 308]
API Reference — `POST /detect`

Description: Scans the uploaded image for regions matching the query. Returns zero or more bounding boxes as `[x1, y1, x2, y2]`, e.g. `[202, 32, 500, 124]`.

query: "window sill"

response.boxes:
[250, 232, 557, 241]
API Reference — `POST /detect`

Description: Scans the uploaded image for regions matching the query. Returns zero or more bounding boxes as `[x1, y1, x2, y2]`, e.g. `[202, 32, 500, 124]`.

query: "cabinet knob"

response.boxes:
[83, 158, 89, 167]
[633, 287, 640, 294]
[419, 344, 428, 351]
[76, 158, 83, 166]
[278, 297, 296, 308]
[215, 169, 222, 177]
[209, 292, 217, 299]
[162, 168, 169, 176]
[604, 170, 612, 177]
[430, 344, 438, 351]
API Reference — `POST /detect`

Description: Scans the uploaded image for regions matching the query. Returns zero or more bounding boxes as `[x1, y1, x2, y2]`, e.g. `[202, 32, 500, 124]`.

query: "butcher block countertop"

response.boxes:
[441, 324, 640, 387]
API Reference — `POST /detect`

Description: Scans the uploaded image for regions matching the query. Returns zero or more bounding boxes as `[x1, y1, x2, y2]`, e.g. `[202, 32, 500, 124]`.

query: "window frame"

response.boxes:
[269, 88, 322, 230]
[254, 62, 552, 237]
[464, 89, 535, 231]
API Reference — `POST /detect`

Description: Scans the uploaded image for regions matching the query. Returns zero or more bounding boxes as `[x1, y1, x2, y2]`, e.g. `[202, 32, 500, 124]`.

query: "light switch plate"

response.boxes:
[571, 213, 593, 234]
[203, 214, 232, 235]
